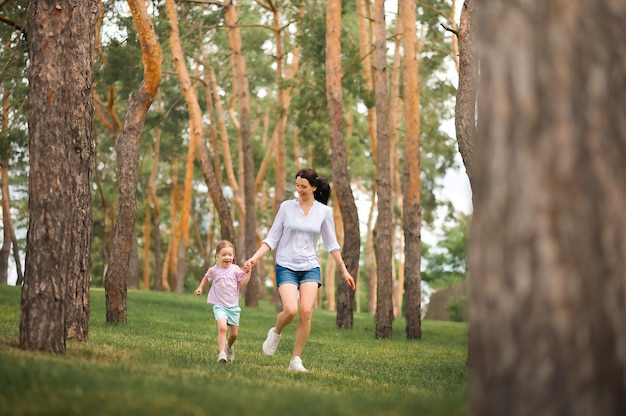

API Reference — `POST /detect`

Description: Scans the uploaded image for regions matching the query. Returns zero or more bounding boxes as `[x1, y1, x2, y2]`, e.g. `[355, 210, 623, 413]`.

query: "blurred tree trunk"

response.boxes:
[401, 0, 422, 340]
[20, 0, 98, 351]
[0, 87, 19, 285]
[471, 1, 626, 414]
[127, 230, 139, 290]
[223, 3, 259, 307]
[146, 94, 163, 290]
[327, 0, 361, 328]
[356, 0, 377, 168]
[373, 0, 393, 339]
[389, 4, 402, 318]
[105, 0, 162, 324]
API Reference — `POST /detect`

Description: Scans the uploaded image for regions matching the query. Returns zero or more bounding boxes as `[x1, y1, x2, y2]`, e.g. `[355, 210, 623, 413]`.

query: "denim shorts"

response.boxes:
[213, 304, 241, 326]
[275, 264, 322, 288]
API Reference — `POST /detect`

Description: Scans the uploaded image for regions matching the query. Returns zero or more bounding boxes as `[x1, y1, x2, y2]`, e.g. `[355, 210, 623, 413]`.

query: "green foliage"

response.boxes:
[422, 210, 471, 289]
[446, 296, 468, 323]
[0, 286, 468, 415]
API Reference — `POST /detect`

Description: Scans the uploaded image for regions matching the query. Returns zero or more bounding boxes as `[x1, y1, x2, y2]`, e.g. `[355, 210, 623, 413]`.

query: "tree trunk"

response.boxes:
[471, 1, 626, 414]
[356, 0, 377, 168]
[326, 0, 361, 329]
[454, 0, 477, 189]
[0, 161, 11, 285]
[401, 0, 422, 340]
[20, 0, 98, 352]
[373, 0, 393, 339]
[105, 0, 162, 324]
[224, 3, 258, 307]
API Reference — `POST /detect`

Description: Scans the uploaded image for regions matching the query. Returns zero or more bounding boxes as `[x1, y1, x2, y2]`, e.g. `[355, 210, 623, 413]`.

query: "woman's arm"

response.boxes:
[244, 242, 272, 269]
[329, 250, 356, 290]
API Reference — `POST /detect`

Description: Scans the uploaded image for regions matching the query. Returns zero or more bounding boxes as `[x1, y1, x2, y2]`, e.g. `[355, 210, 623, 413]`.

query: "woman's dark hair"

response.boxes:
[295, 168, 331, 205]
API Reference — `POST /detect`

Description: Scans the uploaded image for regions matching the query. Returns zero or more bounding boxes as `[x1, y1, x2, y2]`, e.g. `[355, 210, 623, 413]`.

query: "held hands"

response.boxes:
[243, 258, 257, 270]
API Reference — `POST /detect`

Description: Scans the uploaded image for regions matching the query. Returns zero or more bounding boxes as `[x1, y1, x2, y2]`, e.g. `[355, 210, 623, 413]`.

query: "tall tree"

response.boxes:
[373, 0, 393, 339]
[326, 0, 360, 328]
[454, 0, 477, 188]
[20, 0, 98, 351]
[471, 1, 626, 414]
[401, 0, 422, 340]
[165, 0, 235, 291]
[223, 2, 259, 307]
[105, 0, 162, 323]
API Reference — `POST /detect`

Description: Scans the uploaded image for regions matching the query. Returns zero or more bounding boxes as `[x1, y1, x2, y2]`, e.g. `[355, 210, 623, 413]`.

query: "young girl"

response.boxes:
[195, 240, 251, 363]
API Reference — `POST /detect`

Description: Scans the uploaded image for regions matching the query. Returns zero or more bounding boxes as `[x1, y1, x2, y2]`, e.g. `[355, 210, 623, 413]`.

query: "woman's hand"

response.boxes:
[344, 271, 356, 291]
[244, 258, 257, 270]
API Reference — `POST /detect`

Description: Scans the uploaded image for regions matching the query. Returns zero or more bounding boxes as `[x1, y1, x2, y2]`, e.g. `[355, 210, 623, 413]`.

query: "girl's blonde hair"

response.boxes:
[214, 240, 236, 264]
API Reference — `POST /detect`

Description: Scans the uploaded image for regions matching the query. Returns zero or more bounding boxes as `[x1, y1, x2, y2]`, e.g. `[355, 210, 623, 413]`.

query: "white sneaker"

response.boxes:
[262, 327, 281, 356]
[226, 345, 235, 362]
[288, 356, 308, 372]
[217, 351, 228, 363]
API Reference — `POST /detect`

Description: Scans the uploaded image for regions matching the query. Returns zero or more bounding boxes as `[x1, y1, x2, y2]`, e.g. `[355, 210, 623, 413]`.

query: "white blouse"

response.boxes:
[263, 199, 340, 271]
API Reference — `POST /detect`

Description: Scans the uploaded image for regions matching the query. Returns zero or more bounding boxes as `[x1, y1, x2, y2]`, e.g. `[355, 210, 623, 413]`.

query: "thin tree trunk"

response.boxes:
[327, 0, 361, 329]
[105, 0, 162, 324]
[455, 0, 477, 189]
[223, 3, 259, 307]
[471, 1, 626, 414]
[401, 0, 422, 340]
[357, 0, 377, 168]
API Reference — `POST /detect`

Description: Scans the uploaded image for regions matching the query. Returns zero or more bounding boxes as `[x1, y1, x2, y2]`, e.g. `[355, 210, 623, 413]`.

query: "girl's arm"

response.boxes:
[330, 250, 356, 290]
[194, 276, 208, 295]
[239, 265, 252, 288]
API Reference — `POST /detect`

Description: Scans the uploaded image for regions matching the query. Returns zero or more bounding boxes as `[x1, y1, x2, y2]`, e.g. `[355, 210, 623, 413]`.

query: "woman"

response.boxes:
[244, 168, 356, 372]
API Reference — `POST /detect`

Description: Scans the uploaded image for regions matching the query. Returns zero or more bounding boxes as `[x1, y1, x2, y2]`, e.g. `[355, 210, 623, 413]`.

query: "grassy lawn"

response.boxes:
[0, 285, 468, 416]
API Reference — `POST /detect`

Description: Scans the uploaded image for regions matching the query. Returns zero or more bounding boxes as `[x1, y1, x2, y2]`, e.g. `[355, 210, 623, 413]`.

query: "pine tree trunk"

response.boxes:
[373, 0, 393, 339]
[326, 0, 361, 329]
[105, 0, 162, 323]
[471, 1, 626, 414]
[401, 0, 422, 340]
[21, 0, 98, 351]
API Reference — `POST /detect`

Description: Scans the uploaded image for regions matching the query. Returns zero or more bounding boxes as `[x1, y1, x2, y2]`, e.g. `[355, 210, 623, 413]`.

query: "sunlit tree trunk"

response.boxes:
[401, 0, 422, 340]
[105, 0, 162, 324]
[21, 0, 98, 351]
[223, 3, 259, 307]
[357, 0, 377, 168]
[471, 1, 626, 414]
[373, 0, 393, 339]
[327, 0, 361, 328]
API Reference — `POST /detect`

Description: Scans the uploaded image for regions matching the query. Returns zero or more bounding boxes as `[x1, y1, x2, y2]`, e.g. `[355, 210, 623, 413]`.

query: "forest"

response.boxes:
[2, 0, 626, 415]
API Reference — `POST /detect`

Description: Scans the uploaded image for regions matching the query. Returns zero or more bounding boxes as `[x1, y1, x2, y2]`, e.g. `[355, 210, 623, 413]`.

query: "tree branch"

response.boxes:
[441, 23, 458, 36]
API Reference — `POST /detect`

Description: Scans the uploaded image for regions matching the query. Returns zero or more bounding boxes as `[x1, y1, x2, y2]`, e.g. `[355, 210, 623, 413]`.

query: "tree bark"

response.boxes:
[105, 0, 162, 323]
[401, 0, 422, 340]
[224, 3, 259, 307]
[21, 0, 98, 351]
[454, 0, 477, 189]
[373, 0, 393, 339]
[326, 0, 361, 329]
[471, 1, 626, 414]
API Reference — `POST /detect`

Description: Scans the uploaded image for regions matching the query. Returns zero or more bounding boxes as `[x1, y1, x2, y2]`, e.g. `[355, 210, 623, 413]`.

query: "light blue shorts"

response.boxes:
[213, 304, 241, 326]
[276, 265, 322, 288]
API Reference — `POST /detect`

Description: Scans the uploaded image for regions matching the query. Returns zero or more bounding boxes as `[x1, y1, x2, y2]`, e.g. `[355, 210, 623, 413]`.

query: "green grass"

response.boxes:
[0, 285, 468, 416]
